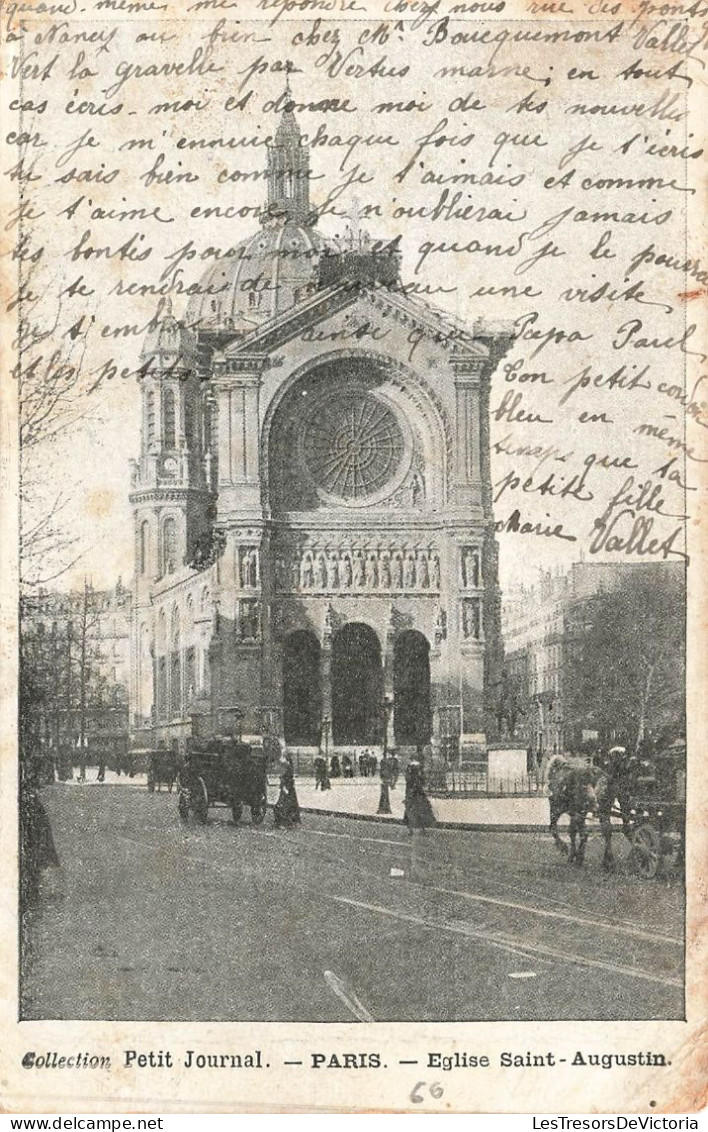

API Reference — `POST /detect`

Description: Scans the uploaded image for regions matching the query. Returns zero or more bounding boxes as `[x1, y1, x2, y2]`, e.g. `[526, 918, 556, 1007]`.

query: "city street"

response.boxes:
[23, 783, 684, 1022]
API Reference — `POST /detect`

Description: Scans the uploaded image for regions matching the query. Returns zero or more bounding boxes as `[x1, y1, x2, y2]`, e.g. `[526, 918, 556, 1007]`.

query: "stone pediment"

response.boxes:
[213, 280, 502, 371]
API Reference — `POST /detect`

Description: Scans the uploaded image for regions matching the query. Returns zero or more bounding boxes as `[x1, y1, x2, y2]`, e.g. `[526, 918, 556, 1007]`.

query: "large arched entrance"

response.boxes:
[332, 623, 383, 745]
[283, 631, 322, 745]
[393, 630, 432, 746]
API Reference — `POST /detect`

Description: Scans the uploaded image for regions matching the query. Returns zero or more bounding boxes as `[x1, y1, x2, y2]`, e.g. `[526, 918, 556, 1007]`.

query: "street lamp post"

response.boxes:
[377, 694, 394, 815]
[322, 716, 331, 789]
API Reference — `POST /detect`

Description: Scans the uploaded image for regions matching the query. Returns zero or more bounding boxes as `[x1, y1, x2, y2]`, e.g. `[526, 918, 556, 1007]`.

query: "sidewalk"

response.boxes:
[288, 778, 557, 831]
[58, 768, 559, 830]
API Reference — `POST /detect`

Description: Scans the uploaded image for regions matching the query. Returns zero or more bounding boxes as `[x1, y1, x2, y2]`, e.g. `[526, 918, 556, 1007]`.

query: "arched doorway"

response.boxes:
[332, 623, 383, 745]
[394, 630, 432, 746]
[283, 631, 322, 745]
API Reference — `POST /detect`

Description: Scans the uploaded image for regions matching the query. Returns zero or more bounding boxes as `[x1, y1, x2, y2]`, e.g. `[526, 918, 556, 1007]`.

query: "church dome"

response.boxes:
[186, 220, 337, 330]
[141, 298, 197, 365]
[186, 93, 340, 332]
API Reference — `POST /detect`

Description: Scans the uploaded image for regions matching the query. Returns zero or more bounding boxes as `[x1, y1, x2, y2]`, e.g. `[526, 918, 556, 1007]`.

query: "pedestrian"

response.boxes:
[76, 735, 88, 783]
[330, 753, 341, 779]
[273, 755, 301, 830]
[404, 760, 436, 831]
[342, 754, 354, 778]
[389, 753, 399, 789]
[96, 746, 106, 783]
[314, 755, 330, 791]
[404, 758, 436, 877]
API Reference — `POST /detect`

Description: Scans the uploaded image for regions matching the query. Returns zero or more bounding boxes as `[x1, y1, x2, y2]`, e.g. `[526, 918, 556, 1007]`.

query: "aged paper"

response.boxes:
[1, 0, 706, 1113]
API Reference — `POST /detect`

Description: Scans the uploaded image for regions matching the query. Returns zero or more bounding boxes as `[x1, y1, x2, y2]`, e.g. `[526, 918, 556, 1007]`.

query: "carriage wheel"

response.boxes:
[192, 777, 209, 824]
[177, 789, 189, 822]
[251, 799, 266, 826]
[630, 824, 661, 879]
[231, 797, 243, 825]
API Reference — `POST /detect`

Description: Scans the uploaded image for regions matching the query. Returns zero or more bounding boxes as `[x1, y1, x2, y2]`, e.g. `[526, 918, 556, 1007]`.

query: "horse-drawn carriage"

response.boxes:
[548, 740, 686, 878]
[624, 740, 685, 879]
[177, 737, 268, 826]
[146, 746, 179, 793]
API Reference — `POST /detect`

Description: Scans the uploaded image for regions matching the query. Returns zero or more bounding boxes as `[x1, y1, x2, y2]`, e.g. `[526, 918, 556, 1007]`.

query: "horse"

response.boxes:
[547, 749, 637, 870]
[548, 756, 604, 866]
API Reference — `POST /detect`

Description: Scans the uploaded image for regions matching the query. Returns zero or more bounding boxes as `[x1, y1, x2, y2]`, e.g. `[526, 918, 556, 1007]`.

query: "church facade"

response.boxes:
[129, 102, 512, 759]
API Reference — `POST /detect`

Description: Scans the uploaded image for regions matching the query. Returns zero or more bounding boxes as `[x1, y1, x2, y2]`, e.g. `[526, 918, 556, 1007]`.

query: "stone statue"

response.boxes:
[380, 553, 391, 589]
[316, 554, 327, 589]
[353, 552, 365, 588]
[435, 608, 447, 646]
[404, 553, 417, 589]
[241, 600, 259, 639]
[431, 554, 441, 590]
[463, 600, 481, 640]
[463, 548, 479, 589]
[410, 472, 424, 506]
[418, 552, 429, 589]
[365, 553, 379, 589]
[328, 553, 340, 590]
[301, 553, 314, 589]
[248, 549, 258, 588]
[341, 553, 353, 588]
[392, 554, 403, 589]
[290, 556, 301, 590]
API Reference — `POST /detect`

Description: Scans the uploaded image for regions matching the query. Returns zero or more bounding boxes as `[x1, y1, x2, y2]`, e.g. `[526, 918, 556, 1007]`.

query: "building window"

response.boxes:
[162, 517, 177, 575]
[163, 389, 176, 448]
[185, 646, 196, 700]
[157, 657, 167, 722]
[170, 649, 181, 718]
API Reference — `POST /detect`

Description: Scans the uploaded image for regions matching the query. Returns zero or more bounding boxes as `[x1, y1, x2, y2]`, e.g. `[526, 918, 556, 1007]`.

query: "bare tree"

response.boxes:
[565, 569, 686, 753]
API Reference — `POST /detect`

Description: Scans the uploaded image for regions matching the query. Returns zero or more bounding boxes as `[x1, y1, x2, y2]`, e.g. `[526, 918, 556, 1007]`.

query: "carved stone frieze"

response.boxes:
[273, 542, 441, 595]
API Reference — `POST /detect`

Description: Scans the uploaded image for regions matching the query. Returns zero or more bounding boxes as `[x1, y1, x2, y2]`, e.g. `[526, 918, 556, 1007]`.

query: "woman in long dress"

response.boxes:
[273, 756, 301, 829]
[404, 760, 436, 832]
[404, 759, 436, 878]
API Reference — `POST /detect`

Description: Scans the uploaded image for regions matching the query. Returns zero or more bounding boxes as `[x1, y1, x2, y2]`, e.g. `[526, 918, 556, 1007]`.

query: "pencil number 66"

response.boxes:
[410, 1081, 444, 1104]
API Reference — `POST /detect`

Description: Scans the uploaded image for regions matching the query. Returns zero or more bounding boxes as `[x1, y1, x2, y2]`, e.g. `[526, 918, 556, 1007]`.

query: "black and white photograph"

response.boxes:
[4, 0, 705, 1111]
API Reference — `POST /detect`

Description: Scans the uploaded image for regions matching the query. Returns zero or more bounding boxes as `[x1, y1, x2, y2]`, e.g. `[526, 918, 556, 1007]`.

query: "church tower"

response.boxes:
[264, 92, 313, 224]
[129, 300, 214, 726]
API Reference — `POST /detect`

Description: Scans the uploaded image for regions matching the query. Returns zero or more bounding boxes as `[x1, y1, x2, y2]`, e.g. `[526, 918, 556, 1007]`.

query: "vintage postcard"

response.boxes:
[1, 0, 706, 1112]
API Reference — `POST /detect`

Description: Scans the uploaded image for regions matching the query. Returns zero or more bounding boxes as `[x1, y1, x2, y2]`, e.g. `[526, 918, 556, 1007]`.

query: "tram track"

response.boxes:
[113, 822, 682, 992]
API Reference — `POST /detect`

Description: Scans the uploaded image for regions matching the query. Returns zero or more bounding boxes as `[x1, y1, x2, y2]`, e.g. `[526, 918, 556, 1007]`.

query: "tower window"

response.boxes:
[163, 389, 176, 448]
[184, 397, 194, 447]
[284, 170, 294, 198]
[147, 391, 156, 445]
[162, 517, 177, 575]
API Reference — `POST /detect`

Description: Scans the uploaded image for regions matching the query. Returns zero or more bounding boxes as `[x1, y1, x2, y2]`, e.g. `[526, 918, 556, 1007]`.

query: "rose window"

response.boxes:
[302, 392, 406, 500]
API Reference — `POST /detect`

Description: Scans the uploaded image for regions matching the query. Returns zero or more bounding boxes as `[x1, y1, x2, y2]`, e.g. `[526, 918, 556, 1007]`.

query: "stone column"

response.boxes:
[453, 358, 484, 507]
[320, 608, 334, 747]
